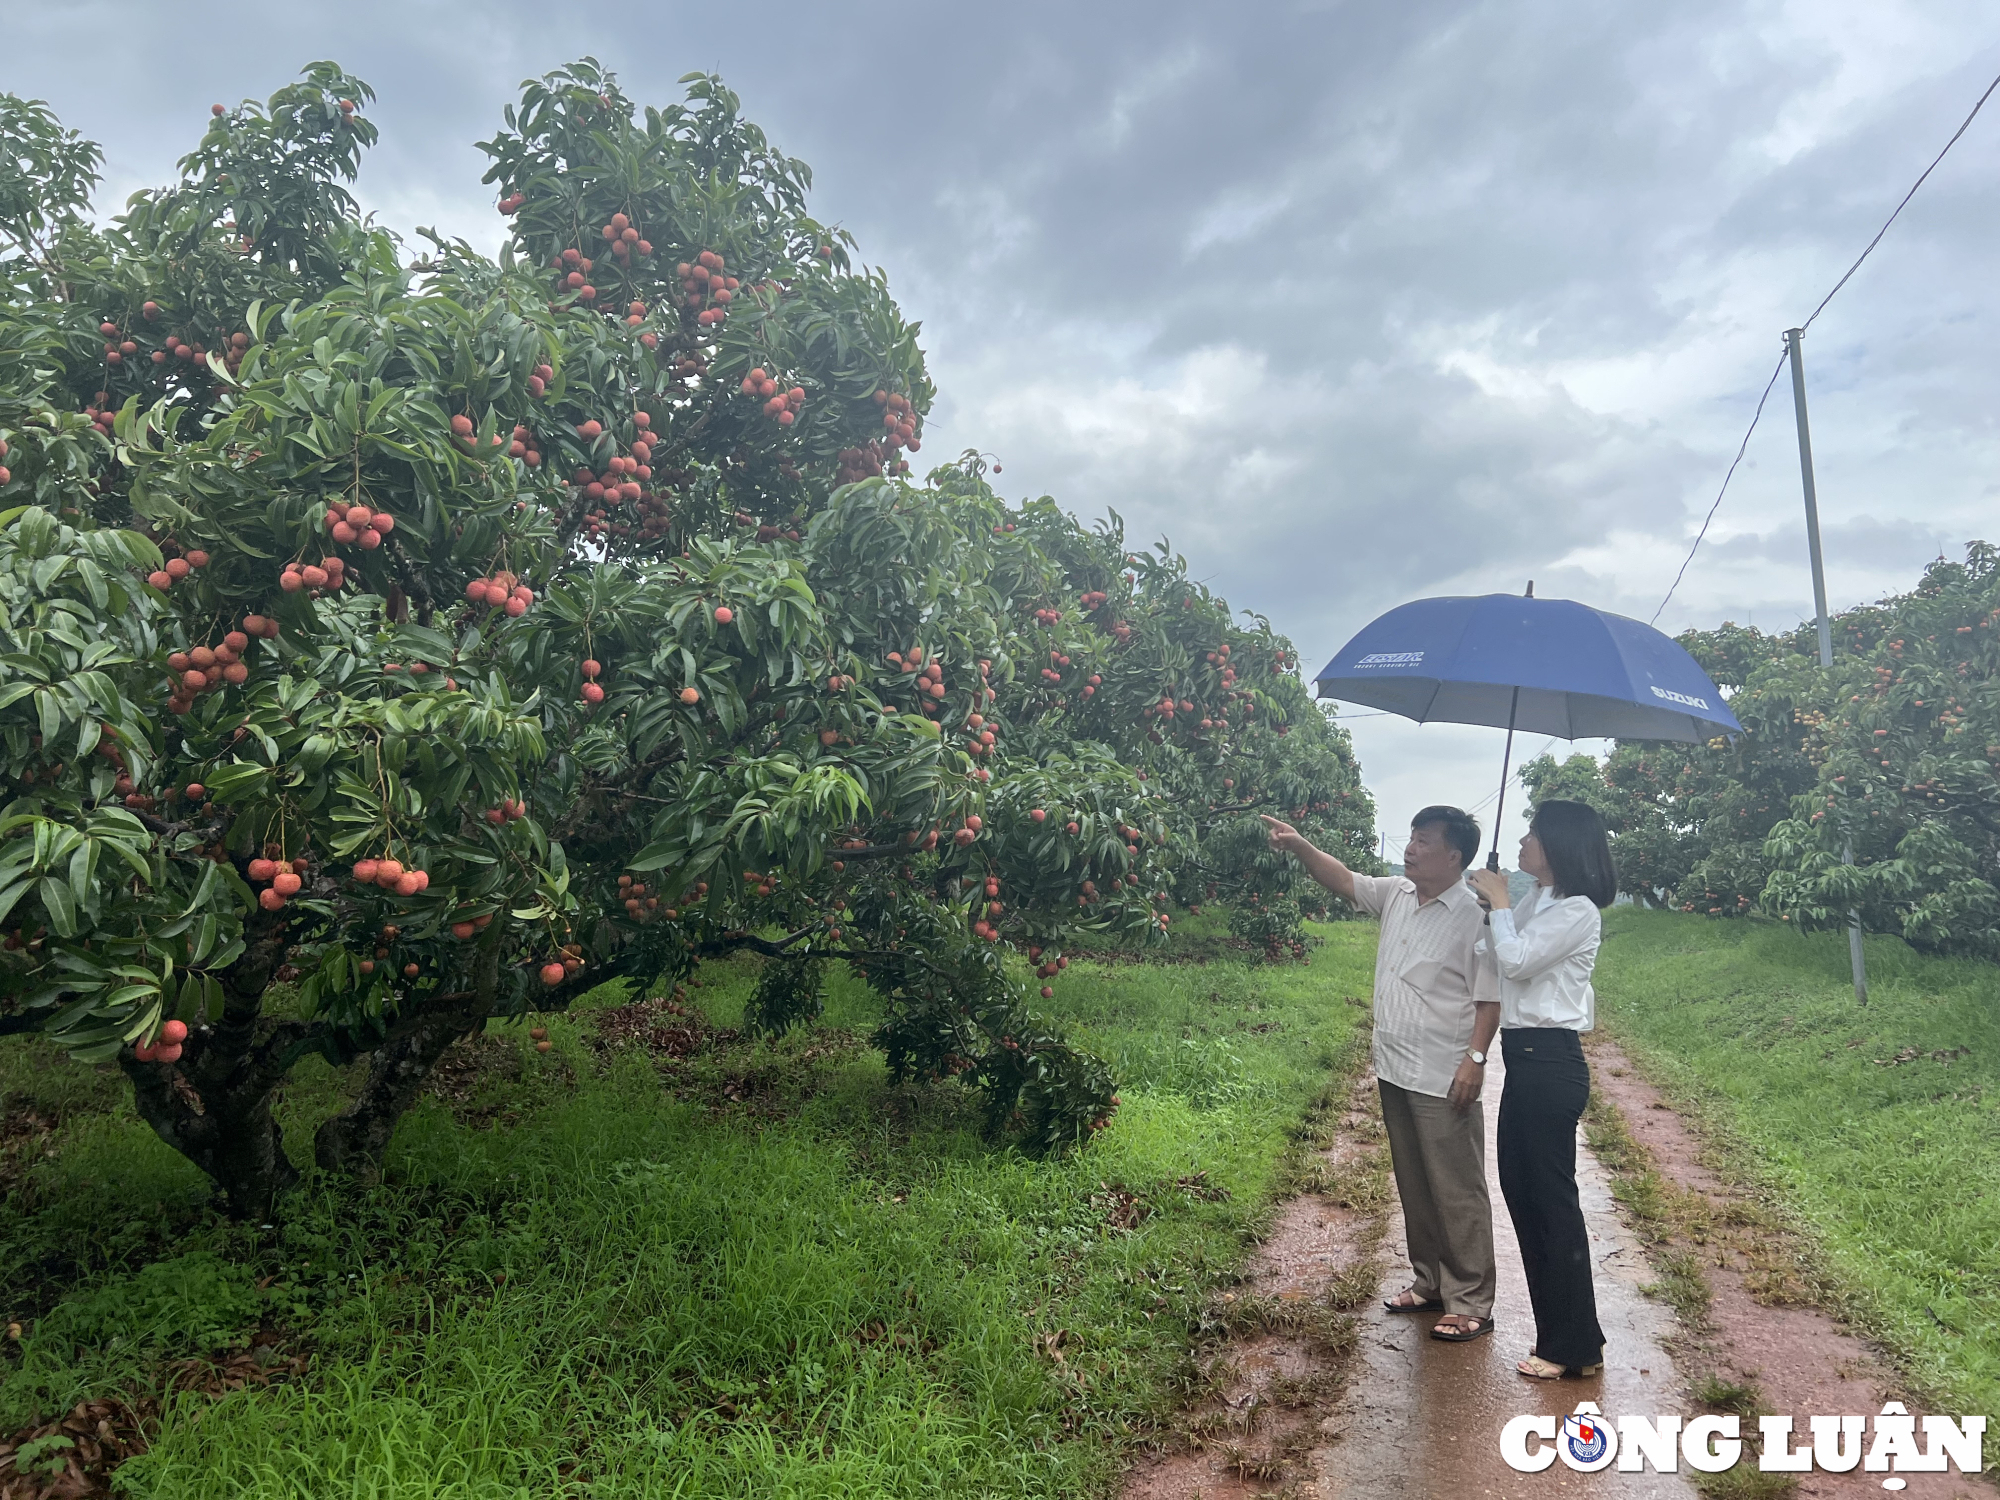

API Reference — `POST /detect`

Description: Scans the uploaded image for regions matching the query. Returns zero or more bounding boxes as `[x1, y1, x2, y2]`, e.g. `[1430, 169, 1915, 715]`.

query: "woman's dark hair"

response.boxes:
[1411, 805, 1480, 871]
[1529, 799, 1618, 908]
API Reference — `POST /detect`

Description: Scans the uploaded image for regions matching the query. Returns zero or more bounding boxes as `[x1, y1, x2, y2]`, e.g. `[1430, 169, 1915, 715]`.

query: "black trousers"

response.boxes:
[1497, 1027, 1605, 1370]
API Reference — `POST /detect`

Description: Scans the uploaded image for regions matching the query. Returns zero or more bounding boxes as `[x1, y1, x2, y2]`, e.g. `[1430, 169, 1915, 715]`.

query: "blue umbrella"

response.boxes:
[1313, 586, 1740, 867]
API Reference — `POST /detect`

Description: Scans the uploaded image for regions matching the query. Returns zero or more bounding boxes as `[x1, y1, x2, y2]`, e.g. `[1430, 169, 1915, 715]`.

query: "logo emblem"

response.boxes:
[1354, 651, 1425, 669]
[1649, 684, 1710, 709]
[1559, 1403, 1617, 1471]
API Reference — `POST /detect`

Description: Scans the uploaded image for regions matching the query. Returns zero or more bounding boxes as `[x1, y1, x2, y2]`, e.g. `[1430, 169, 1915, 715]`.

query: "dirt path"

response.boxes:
[1121, 1048, 1692, 1498]
[1123, 1034, 1996, 1498]
[1309, 1043, 1695, 1498]
[1588, 1033, 2000, 1500]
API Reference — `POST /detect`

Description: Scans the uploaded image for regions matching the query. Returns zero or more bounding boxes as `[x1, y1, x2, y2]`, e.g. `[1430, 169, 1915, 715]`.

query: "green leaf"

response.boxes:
[37, 875, 78, 937]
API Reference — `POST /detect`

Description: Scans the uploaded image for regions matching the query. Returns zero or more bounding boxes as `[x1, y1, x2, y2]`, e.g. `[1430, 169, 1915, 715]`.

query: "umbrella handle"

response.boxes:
[1488, 686, 1520, 872]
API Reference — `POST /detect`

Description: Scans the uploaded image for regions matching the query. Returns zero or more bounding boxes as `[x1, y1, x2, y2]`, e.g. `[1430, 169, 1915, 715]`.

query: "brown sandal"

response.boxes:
[1383, 1287, 1445, 1314]
[1430, 1314, 1494, 1342]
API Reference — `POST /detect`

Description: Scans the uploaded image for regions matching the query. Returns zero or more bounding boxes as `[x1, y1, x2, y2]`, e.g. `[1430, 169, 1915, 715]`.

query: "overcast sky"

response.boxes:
[12, 1, 1999, 862]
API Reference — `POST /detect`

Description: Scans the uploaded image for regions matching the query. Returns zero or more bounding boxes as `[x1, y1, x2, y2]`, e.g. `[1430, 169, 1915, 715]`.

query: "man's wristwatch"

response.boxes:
[1467, 1049, 1487, 1066]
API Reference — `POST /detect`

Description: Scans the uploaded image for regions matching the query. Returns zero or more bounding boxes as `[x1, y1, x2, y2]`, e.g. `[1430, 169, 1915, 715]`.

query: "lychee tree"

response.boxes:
[0, 63, 1368, 1218]
[1518, 545, 2000, 951]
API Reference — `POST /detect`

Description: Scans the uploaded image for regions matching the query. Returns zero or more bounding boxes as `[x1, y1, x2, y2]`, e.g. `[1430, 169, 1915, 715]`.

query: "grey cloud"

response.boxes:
[8, 0, 1998, 841]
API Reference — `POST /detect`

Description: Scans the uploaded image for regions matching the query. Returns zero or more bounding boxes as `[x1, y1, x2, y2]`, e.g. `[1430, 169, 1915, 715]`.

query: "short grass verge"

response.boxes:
[1592, 907, 2000, 1429]
[1, 914, 1373, 1499]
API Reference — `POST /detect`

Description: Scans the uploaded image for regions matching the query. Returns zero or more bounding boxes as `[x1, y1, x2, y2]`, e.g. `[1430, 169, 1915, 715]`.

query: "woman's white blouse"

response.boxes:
[1477, 884, 1601, 1031]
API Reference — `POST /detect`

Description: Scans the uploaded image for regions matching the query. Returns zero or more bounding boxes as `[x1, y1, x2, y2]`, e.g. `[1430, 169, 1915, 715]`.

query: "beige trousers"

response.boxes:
[1378, 1079, 1496, 1318]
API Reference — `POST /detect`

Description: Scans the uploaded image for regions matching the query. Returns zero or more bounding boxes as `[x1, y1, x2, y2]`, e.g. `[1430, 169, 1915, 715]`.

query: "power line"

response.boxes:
[1652, 63, 2000, 626]
[1651, 354, 1787, 625]
[1800, 67, 2000, 334]
[1465, 736, 1563, 817]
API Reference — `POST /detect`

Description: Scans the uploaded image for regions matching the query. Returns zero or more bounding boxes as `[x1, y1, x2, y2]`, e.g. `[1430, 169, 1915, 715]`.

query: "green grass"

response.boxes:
[1594, 908, 2000, 1424]
[1, 915, 1374, 1498]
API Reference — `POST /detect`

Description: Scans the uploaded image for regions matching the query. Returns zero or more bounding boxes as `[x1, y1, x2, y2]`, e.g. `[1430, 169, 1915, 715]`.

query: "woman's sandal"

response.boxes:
[1429, 1314, 1494, 1342]
[1516, 1353, 1604, 1379]
[1382, 1287, 1445, 1314]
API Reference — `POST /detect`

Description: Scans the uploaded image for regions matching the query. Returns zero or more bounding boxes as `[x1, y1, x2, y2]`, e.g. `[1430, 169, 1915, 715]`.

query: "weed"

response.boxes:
[0, 917, 1379, 1496]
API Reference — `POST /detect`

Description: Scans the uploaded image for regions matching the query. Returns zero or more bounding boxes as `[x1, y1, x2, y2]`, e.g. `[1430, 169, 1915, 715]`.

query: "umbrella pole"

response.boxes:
[1487, 687, 1521, 872]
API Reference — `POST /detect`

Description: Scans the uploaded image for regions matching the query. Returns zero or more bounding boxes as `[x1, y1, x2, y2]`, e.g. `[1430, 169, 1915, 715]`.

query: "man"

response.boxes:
[1261, 806, 1500, 1341]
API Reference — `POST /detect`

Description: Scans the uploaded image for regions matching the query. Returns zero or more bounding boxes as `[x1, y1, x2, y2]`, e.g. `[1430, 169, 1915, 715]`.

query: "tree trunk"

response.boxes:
[124, 909, 306, 1220]
[314, 950, 497, 1180]
[123, 1054, 299, 1221]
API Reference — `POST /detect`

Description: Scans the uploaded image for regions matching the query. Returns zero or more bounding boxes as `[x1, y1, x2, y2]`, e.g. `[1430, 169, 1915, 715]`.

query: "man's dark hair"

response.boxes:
[1410, 805, 1480, 871]
[1530, 799, 1619, 908]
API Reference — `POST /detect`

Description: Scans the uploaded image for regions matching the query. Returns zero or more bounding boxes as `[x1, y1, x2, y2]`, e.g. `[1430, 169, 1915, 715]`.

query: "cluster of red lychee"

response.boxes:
[874, 390, 921, 452]
[1030, 607, 1062, 627]
[356, 921, 402, 978]
[322, 502, 396, 548]
[81, 395, 121, 441]
[162, 619, 274, 713]
[465, 572, 535, 615]
[970, 871, 1004, 941]
[483, 798, 528, 826]
[1078, 590, 1109, 611]
[964, 712, 999, 758]
[581, 658, 605, 704]
[1038, 649, 1073, 684]
[598, 212, 654, 264]
[506, 425, 544, 466]
[734, 512, 803, 543]
[835, 440, 909, 486]
[248, 854, 310, 912]
[567, 414, 654, 531]
[179, 330, 249, 376]
[497, 190, 527, 215]
[1027, 943, 1069, 993]
[616, 873, 672, 920]
[621, 301, 660, 349]
[449, 911, 496, 940]
[89, 730, 130, 794]
[280, 555, 347, 595]
[527, 361, 555, 398]
[738, 367, 806, 426]
[146, 545, 212, 591]
[133, 1018, 188, 1065]
[0, 436, 9, 487]
[551, 248, 600, 304]
[678, 250, 735, 328]
[538, 946, 585, 987]
[351, 856, 431, 897]
[166, 632, 250, 696]
[888, 647, 948, 703]
[449, 415, 505, 455]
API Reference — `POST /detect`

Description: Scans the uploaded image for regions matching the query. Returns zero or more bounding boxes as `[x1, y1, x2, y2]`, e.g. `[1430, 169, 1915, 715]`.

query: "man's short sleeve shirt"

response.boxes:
[1351, 872, 1490, 1098]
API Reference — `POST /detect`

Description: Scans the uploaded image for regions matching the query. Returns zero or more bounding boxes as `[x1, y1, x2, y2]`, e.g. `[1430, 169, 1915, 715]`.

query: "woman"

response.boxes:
[1467, 799, 1617, 1381]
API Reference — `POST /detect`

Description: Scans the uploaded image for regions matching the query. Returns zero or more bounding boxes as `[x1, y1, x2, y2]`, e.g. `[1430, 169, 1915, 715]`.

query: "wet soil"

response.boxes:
[1309, 1044, 1695, 1498]
[1121, 1072, 1389, 1498]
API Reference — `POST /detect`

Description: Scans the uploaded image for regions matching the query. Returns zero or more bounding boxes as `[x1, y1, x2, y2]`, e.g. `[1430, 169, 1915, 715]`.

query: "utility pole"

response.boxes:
[1784, 327, 1868, 1005]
